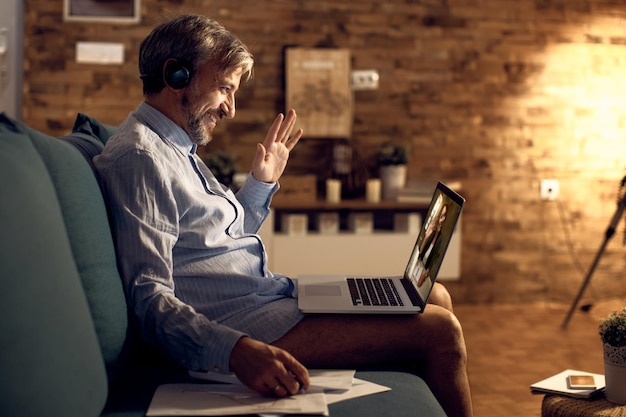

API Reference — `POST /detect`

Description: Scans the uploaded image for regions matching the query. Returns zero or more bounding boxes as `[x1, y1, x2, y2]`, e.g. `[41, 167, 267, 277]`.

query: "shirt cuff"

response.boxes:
[201, 327, 248, 373]
[237, 173, 278, 206]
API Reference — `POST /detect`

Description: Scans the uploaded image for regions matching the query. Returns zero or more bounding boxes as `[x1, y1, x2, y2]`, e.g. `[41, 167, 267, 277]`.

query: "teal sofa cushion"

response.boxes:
[72, 112, 117, 145]
[331, 371, 447, 416]
[0, 113, 108, 416]
[60, 113, 116, 175]
[24, 116, 131, 383]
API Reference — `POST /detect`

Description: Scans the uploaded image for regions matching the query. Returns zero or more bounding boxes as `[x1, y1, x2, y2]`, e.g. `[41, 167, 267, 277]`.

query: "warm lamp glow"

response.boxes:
[531, 38, 626, 177]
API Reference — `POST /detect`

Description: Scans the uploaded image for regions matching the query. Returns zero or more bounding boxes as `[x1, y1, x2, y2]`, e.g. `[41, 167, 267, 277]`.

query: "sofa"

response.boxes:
[0, 112, 447, 417]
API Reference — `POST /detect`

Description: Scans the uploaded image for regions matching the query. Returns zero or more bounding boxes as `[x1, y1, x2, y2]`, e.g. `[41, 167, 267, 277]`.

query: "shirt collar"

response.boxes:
[135, 102, 197, 155]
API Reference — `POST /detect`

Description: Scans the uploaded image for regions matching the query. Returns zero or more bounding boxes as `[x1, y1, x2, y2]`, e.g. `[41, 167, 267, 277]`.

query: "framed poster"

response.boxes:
[285, 48, 353, 138]
[64, 0, 141, 23]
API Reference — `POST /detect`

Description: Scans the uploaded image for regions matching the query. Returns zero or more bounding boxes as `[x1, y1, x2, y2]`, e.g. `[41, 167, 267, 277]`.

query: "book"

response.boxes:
[530, 369, 605, 399]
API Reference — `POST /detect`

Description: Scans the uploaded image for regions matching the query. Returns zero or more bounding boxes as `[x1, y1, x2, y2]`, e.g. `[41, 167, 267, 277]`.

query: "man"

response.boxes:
[95, 14, 473, 417]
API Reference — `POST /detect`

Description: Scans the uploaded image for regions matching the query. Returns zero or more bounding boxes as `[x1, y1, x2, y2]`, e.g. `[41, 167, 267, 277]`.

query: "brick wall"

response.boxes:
[23, 0, 626, 304]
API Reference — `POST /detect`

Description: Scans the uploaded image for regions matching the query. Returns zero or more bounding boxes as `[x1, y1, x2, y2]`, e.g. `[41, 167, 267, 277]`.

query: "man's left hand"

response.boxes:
[251, 109, 303, 183]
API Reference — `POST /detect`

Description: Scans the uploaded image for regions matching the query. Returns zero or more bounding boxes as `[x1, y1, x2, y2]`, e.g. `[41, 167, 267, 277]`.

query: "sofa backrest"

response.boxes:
[63, 112, 117, 169]
[0, 114, 109, 416]
[30, 114, 133, 381]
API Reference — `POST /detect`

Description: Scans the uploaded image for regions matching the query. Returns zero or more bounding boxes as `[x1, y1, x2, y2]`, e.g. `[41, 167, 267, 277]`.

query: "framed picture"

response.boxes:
[64, 0, 141, 24]
[285, 48, 353, 138]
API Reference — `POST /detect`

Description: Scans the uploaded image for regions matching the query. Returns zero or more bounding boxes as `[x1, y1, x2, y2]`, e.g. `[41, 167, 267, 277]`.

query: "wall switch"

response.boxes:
[540, 179, 559, 200]
[76, 42, 124, 65]
[351, 69, 379, 90]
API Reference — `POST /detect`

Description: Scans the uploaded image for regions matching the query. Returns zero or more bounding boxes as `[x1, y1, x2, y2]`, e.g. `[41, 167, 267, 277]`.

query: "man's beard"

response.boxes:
[181, 87, 213, 146]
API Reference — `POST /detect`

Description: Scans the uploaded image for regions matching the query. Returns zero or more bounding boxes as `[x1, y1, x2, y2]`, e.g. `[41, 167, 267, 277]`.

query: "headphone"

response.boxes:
[163, 59, 191, 89]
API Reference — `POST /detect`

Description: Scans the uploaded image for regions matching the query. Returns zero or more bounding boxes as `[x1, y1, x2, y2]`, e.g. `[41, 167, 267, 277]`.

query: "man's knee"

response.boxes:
[428, 282, 453, 311]
[436, 310, 467, 363]
[419, 306, 467, 363]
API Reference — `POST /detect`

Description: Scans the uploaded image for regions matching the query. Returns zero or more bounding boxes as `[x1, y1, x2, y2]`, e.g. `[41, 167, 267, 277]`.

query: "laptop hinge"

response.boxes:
[401, 278, 423, 307]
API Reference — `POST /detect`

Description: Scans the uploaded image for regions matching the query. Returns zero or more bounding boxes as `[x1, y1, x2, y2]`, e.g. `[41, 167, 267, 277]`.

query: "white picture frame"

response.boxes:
[64, 0, 141, 24]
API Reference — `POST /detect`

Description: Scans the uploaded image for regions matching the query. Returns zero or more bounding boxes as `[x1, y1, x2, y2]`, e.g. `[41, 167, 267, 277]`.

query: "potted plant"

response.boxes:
[376, 142, 408, 201]
[203, 150, 237, 189]
[599, 307, 626, 404]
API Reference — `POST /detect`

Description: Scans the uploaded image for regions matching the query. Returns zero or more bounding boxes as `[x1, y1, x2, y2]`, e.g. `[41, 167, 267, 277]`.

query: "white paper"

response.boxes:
[146, 384, 328, 416]
[258, 378, 391, 417]
[324, 377, 391, 405]
[166, 369, 390, 417]
[188, 369, 356, 392]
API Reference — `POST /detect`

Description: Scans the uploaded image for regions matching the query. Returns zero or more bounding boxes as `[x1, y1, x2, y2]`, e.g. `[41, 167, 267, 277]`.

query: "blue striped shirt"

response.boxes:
[94, 102, 303, 373]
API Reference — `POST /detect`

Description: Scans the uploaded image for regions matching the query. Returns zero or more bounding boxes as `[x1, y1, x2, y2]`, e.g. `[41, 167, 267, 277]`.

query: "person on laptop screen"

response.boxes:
[94, 14, 473, 417]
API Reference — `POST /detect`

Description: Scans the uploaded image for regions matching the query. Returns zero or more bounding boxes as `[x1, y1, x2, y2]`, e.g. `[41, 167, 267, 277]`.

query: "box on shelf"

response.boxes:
[281, 214, 308, 235]
[394, 212, 422, 234]
[348, 212, 373, 234]
[397, 180, 462, 203]
[317, 212, 340, 234]
[274, 175, 317, 204]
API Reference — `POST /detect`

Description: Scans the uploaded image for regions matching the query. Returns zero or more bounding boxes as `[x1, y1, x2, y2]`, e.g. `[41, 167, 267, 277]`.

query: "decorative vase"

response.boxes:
[380, 165, 406, 201]
[603, 343, 626, 404]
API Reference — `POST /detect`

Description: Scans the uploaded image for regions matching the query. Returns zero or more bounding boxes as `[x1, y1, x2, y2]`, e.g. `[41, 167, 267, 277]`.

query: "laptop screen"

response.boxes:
[404, 182, 465, 303]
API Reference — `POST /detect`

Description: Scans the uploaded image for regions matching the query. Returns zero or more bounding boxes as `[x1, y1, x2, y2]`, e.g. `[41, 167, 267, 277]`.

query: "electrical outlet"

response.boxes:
[540, 179, 559, 200]
[351, 70, 379, 90]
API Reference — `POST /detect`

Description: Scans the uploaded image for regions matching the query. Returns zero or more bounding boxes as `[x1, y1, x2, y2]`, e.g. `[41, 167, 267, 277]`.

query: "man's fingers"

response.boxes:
[267, 383, 286, 397]
[259, 349, 309, 397]
[289, 361, 310, 390]
[268, 375, 302, 397]
[263, 110, 299, 153]
[276, 350, 310, 393]
[277, 110, 298, 142]
[285, 128, 303, 151]
[264, 113, 284, 146]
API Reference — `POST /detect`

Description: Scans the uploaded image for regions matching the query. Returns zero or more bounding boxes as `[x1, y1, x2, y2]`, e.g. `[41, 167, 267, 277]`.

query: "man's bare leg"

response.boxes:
[274, 285, 472, 417]
[428, 282, 453, 311]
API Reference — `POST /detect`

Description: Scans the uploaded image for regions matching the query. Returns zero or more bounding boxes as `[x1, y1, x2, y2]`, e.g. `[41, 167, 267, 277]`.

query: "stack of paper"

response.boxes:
[146, 370, 390, 416]
[530, 369, 605, 399]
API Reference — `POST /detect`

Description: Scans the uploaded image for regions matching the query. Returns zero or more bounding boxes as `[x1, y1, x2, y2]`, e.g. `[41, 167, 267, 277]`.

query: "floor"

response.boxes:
[454, 297, 626, 417]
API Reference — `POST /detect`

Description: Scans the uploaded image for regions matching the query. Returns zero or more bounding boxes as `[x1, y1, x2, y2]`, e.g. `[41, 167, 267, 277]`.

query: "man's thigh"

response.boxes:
[272, 304, 456, 368]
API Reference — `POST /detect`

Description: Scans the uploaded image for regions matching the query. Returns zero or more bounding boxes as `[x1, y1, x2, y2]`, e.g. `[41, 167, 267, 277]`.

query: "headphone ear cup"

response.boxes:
[164, 61, 191, 89]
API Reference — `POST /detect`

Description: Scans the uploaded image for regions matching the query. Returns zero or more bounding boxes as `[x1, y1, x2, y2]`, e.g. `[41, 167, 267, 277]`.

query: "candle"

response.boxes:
[366, 178, 381, 203]
[326, 179, 341, 203]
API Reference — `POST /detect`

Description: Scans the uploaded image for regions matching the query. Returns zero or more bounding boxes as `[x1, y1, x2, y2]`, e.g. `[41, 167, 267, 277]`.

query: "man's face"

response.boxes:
[180, 64, 242, 146]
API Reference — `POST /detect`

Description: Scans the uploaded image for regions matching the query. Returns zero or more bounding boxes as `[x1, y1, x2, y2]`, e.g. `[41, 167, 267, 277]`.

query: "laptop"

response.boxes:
[297, 181, 464, 314]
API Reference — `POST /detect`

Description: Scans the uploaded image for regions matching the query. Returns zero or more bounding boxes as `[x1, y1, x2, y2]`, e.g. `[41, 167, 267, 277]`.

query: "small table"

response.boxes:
[542, 395, 626, 417]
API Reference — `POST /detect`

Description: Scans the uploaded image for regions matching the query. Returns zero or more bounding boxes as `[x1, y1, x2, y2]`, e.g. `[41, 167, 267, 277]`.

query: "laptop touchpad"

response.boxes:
[305, 285, 342, 296]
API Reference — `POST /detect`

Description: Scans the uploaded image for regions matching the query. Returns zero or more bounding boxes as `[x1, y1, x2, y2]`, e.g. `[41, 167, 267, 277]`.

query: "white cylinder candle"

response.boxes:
[366, 178, 382, 203]
[326, 179, 341, 203]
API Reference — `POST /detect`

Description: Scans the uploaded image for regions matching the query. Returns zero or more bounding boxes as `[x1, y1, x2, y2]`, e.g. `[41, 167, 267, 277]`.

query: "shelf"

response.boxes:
[271, 198, 428, 234]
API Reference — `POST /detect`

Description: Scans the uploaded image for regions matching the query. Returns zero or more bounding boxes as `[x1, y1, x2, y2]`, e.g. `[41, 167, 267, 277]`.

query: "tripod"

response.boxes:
[561, 176, 626, 329]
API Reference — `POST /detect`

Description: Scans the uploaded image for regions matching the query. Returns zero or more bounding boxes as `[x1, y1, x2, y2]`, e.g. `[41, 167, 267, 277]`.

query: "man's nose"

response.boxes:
[220, 97, 235, 119]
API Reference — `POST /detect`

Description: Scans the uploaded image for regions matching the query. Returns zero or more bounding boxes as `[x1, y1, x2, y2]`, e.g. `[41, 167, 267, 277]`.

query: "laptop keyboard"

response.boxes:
[347, 277, 404, 307]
